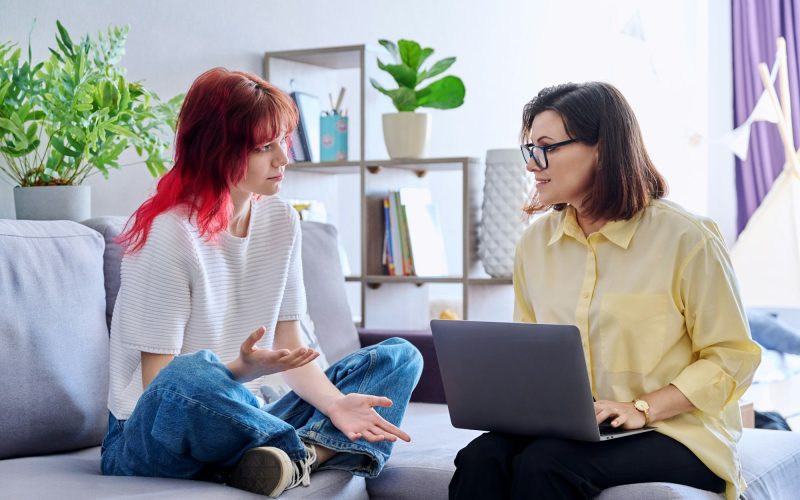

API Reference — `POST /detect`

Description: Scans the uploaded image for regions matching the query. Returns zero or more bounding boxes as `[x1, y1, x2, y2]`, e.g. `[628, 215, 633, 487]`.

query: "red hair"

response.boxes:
[117, 68, 298, 253]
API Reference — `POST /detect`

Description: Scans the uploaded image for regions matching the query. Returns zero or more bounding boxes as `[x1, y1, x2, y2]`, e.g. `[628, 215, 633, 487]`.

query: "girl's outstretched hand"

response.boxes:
[227, 326, 319, 382]
[327, 393, 411, 443]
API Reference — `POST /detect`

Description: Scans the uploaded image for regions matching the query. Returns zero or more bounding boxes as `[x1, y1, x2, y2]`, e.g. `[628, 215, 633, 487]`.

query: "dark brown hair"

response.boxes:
[521, 82, 667, 221]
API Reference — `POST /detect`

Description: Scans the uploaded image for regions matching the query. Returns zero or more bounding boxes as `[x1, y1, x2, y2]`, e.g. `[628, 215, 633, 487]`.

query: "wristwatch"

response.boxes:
[633, 399, 651, 424]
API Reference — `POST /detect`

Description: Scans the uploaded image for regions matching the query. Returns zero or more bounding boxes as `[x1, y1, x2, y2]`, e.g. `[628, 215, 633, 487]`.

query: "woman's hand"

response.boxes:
[594, 400, 647, 430]
[227, 326, 319, 383]
[327, 393, 411, 443]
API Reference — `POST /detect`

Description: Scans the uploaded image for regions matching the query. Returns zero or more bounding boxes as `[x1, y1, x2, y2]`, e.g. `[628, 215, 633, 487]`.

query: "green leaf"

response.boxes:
[418, 57, 456, 84]
[377, 59, 417, 88]
[51, 138, 81, 157]
[418, 48, 434, 68]
[65, 131, 85, 153]
[0, 117, 25, 140]
[106, 123, 137, 138]
[398, 40, 423, 70]
[370, 79, 416, 111]
[56, 21, 74, 52]
[48, 47, 64, 63]
[415, 76, 465, 110]
[0, 80, 11, 104]
[378, 39, 399, 63]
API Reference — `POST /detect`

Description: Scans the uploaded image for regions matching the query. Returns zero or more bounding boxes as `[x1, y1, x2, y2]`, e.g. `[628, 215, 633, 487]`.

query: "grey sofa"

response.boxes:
[2, 217, 800, 500]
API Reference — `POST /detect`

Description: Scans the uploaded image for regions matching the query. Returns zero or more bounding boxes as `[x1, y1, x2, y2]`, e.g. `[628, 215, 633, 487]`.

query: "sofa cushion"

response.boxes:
[297, 221, 361, 363]
[83, 216, 127, 330]
[370, 403, 800, 500]
[738, 428, 800, 499]
[0, 446, 368, 499]
[0, 220, 109, 459]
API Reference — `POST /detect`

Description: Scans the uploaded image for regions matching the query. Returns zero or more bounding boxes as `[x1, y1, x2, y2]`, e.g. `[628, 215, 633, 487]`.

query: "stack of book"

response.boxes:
[382, 188, 449, 277]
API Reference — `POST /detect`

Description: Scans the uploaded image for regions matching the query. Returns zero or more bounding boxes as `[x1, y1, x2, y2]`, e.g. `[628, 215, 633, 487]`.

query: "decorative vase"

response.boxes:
[382, 112, 430, 159]
[478, 149, 534, 278]
[13, 185, 91, 222]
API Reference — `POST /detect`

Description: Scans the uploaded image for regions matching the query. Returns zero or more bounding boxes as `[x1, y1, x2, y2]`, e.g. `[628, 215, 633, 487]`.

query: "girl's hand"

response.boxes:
[227, 326, 319, 382]
[594, 400, 647, 430]
[327, 393, 411, 443]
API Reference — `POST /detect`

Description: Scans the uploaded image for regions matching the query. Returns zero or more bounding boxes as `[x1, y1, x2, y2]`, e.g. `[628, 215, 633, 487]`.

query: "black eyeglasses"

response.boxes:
[520, 138, 579, 169]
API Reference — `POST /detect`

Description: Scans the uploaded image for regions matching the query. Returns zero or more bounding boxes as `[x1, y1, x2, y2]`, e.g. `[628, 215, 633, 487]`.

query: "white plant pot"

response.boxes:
[382, 112, 431, 159]
[478, 149, 534, 278]
[13, 185, 91, 222]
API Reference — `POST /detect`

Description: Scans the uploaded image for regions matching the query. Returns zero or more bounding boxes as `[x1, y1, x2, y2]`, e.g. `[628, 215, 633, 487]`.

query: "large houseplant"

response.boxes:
[0, 21, 182, 221]
[370, 39, 465, 159]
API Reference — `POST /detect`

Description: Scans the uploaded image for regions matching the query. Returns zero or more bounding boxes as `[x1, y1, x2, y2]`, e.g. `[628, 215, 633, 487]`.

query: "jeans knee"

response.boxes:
[377, 338, 423, 378]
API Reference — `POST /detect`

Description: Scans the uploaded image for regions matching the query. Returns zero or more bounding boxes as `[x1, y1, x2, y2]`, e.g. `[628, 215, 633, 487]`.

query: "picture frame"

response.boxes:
[290, 91, 321, 163]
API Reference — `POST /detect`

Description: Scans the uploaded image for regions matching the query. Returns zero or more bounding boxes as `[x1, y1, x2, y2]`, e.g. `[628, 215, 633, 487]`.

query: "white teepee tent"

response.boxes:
[731, 37, 800, 308]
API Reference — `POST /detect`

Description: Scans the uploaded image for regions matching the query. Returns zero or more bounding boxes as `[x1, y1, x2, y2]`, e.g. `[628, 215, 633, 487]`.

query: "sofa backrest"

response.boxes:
[82, 216, 362, 362]
[0, 219, 109, 460]
[0, 216, 361, 459]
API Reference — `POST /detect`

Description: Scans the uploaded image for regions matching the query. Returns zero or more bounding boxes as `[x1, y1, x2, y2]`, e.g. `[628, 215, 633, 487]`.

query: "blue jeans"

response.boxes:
[101, 338, 422, 481]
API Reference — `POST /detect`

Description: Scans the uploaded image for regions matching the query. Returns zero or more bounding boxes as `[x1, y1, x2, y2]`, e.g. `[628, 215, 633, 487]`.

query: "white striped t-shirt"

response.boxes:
[108, 196, 306, 420]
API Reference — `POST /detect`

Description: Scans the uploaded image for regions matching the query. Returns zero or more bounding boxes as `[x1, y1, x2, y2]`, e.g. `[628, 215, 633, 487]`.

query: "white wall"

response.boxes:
[0, 0, 735, 241]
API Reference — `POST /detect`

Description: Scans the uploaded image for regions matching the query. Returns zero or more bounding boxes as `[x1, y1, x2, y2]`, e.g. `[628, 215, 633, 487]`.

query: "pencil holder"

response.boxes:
[320, 114, 348, 161]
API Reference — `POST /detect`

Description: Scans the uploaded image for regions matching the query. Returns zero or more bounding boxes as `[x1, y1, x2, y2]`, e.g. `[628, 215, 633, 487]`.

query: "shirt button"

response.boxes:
[583, 292, 590, 299]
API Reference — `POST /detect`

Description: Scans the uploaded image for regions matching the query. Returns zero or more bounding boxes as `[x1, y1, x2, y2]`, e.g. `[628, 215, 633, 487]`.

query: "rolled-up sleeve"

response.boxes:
[670, 231, 762, 415]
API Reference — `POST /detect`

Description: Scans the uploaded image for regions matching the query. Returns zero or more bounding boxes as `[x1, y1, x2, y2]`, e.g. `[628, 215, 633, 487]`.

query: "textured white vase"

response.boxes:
[382, 112, 430, 159]
[478, 149, 534, 278]
[13, 185, 91, 221]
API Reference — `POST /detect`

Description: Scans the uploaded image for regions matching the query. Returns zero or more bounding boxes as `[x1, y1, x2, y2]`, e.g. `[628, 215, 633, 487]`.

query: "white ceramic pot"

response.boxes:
[478, 148, 534, 278]
[13, 185, 91, 222]
[382, 112, 431, 159]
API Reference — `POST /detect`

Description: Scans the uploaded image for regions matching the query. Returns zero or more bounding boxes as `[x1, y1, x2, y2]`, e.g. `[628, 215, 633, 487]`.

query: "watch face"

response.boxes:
[635, 400, 649, 411]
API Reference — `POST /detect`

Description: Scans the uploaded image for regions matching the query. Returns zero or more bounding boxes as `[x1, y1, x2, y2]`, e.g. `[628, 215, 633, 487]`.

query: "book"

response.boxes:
[388, 192, 404, 276]
[399, 188, 448, 276]
[290, 91, 320, 162]
[395, 191, 414, 276]
[383, 196, 396, 275]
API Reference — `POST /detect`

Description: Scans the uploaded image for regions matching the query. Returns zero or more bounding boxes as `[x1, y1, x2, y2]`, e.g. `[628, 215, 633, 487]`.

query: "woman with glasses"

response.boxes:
[449, 82, 760, 500]
[101, 68, 422, 498]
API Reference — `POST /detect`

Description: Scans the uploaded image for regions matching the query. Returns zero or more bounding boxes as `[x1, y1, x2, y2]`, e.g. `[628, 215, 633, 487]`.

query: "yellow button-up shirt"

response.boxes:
[513, 199, 761, 500]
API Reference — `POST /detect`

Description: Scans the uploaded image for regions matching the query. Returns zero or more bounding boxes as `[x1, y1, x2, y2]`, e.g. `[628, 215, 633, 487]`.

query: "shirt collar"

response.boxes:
[547, 205, 644, 249]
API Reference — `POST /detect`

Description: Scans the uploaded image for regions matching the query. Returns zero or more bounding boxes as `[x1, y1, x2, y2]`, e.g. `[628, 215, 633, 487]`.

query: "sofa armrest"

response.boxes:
[358, 328, 446, 404]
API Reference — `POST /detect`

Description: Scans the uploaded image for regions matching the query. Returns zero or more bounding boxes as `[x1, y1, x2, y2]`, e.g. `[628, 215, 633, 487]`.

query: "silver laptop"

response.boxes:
[430, 320, 655, 442]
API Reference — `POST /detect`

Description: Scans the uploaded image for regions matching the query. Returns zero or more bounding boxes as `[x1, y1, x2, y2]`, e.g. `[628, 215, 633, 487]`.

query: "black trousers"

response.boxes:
[449, 431, 726, 499]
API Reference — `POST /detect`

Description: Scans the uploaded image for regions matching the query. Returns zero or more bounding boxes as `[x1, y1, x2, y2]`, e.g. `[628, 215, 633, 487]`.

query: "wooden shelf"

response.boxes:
[266, 44, 510, 328]
[364, 275, 465, 284]
[289, 161, 361, 174]
[264, 45, 364, 69]
[468, 277, 513, 285]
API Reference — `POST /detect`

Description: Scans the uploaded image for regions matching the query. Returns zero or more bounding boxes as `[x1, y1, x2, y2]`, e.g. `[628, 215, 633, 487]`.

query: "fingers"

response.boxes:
[611, 413, 628, 427]
[346, 431, 362, 441]
[369, 396, 393, 408]
[277, 346, 320, 368]
[376, 419, 410, 442]
[360, 429, 386, 443]
[242, 326, 266, 353]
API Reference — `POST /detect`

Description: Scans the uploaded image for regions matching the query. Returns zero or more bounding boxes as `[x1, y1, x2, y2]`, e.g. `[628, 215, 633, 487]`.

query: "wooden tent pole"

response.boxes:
[758, 61, 800, 176]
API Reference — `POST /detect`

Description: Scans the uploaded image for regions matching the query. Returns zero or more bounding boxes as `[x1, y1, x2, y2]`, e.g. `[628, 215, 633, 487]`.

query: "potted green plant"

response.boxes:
[370, 39, 465, 159]
[0, 21, 182, 221]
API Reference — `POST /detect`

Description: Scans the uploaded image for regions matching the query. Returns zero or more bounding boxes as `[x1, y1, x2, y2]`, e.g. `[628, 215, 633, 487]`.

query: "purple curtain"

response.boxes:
[732, 0, 800, 234]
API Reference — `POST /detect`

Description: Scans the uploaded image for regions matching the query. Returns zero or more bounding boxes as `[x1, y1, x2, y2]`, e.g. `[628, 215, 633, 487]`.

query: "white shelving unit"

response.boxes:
[265, 45, 513, 330]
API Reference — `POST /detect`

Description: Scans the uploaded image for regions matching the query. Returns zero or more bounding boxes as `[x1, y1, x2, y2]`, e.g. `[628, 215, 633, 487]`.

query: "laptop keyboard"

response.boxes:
[598, 422, 630, 436]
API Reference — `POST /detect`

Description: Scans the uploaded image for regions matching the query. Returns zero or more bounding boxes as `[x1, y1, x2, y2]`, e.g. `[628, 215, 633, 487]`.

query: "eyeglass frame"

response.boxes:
[520, 138, 579, 169]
